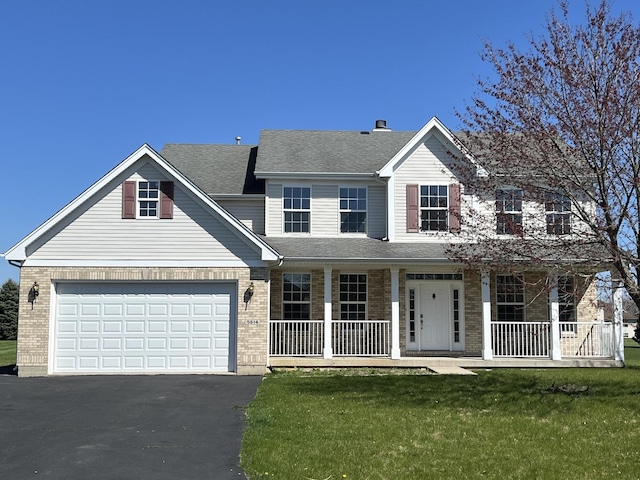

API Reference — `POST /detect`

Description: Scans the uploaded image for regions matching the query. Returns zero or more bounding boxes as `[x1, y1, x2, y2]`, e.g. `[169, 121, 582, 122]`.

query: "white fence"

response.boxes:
[270, 320, 614, 359]
[491, 321, 615, 358]
[269, 320, 390, 356]
[560, 321, 614, 357]
[491, 322, 550, 357]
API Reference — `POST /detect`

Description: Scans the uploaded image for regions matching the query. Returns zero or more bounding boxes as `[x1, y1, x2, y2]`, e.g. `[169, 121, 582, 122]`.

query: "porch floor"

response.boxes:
[268, 356, 624, 370]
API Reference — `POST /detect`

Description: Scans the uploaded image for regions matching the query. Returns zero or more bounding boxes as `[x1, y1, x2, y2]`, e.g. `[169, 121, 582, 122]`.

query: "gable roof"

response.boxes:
[255, 129, 417, 176]
[378, 116, 485, 177]
[3, 144, 280, 263]
[161, 144, 264, 196]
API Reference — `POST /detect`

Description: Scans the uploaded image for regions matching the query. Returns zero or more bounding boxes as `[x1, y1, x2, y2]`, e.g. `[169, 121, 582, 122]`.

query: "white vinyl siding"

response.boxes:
[216, 199, 265, 235]
[312, 184, 338, 236]
[27, 163, 261, 263]
[265, 182, 283, 236]
[367, 184, 386, 239]
[265, 180, 385, 238]
[393, 134, 461, 241]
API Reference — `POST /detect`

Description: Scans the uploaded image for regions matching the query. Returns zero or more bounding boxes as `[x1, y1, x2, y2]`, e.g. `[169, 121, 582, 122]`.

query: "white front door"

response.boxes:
[419, 284, 451, 350]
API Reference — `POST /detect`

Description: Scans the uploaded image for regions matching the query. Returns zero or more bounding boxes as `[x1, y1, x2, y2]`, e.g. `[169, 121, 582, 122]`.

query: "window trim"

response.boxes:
[282, 186, 311, 234]
[419, 184, 449, 232]
[339, 186, 367, 234]
[282, 272, 311, 321]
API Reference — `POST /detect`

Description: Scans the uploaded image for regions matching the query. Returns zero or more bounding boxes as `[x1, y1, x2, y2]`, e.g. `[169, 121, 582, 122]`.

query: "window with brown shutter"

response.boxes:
[122, 181, 136, 219]
[160, 181, 174, 219]
[406, 184, 419, 233]
[449, 183, 461, 233]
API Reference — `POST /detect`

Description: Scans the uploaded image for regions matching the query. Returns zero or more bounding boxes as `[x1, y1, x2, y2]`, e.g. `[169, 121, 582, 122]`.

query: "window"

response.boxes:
[496, 188, 523, 235]
[282, 273, 311, 320]
[339, 274, 367, 321]
[122, 180, 173, 219]
[420, 185, 448, 231]
[138, 181, 160, 217]
[545, 192, 571, 235]
[283, 187, 310, 233]
[558, 276, 576, 333]
[339, 187, 366, 233]
[496, 275, 525, 321]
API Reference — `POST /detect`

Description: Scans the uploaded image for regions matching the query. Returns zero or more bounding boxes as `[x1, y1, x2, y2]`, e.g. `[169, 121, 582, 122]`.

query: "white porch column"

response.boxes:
[613, 279, 625, 363]
[549, 271, 562, 361]
[323, 266, 333, 359]
[390, 266, 401, 359]
[481, 269, 493, 360]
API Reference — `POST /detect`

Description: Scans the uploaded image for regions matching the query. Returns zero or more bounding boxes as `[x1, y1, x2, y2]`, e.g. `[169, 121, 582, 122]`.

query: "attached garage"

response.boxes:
[51, 282, 237, 374]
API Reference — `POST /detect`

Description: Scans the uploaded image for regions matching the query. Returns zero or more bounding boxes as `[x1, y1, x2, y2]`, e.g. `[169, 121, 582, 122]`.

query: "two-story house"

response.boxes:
[3, 117, 624, 377]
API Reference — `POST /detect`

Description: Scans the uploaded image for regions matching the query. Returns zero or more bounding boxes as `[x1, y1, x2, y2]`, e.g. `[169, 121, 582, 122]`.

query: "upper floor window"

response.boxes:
[420, 185, 449, 232]
[545, 192, 572, 235]
[339, 187, 366, 233]
[283, 187, 310, 233]
[138, 181, 160, 217]
[496, 188, 523, 235]
[122, 180, 173, 220]
[496, 274, 525, 321]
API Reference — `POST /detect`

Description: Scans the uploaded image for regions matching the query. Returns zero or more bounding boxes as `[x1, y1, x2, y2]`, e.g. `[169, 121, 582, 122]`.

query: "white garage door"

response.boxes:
[53, 283, 236, 374]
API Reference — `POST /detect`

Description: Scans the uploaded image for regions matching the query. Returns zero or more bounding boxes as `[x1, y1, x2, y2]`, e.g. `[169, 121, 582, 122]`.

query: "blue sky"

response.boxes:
[1, 0, 639, 283]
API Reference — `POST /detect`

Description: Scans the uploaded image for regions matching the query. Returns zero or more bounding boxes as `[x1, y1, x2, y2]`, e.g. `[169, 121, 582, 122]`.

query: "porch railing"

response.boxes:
[492, 321, 550, 357]
[332, 320, 390, 356]
[560, 321, 614, 358]
[269, 320, 324, 356]
[269, 320, 390, 357]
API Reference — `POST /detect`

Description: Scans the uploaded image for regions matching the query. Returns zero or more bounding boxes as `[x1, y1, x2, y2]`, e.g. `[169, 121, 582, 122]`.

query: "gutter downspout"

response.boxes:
[374, 172, 389, 241]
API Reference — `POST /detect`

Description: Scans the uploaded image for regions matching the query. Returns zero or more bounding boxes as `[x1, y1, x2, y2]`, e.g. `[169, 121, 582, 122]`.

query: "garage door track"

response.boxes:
[0, 374, 262, 479]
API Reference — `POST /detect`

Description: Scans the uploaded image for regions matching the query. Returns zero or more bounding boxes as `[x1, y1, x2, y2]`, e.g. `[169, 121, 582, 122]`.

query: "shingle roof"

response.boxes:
[255, 130, 417, 174]
[160, 144, 264, 195]
[261, 237, 451, 262]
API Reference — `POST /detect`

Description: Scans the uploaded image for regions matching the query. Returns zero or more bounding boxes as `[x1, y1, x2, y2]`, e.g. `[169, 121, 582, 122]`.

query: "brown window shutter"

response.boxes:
[449, 183, 461, 233]
[406, 184, 419, 233]
[160, 181, 174, 219]
[122, 181, 136, 219]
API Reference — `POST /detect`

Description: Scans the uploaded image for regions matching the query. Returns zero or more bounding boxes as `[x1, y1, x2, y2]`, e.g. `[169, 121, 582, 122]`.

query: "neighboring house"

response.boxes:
[2, 117, 625, 377]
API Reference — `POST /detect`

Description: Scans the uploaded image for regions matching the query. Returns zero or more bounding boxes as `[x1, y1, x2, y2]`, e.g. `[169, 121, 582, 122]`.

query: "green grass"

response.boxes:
[0, 340, 16, 367]
[241, 343, 640, 480]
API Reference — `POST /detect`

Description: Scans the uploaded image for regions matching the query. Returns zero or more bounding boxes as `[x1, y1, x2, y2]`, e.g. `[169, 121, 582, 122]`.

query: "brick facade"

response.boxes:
[17, 266, 270, 377]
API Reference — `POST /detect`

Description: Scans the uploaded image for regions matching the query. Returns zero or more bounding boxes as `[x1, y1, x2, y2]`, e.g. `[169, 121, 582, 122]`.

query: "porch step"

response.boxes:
[427, 365, 477, 376]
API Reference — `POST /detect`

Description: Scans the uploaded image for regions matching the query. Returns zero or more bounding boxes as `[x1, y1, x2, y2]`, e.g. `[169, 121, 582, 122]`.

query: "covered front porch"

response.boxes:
[268, 266, 625, 368]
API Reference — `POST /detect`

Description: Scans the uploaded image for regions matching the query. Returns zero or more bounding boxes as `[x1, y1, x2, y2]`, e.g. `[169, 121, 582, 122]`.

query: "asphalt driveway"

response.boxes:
[0, 374, 263, 479]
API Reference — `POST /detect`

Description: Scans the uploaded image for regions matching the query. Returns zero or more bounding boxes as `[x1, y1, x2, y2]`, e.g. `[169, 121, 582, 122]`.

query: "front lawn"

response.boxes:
[241, 343, 640, 479]
[0, 340, 17, 367]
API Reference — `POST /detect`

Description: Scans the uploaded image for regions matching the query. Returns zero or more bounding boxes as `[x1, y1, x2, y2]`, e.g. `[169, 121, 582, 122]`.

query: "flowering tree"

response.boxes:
[448, 0, 640, 325]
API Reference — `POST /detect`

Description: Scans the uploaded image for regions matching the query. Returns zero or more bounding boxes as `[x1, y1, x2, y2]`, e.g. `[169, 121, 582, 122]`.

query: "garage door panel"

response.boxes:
[54, 282, 235, 374]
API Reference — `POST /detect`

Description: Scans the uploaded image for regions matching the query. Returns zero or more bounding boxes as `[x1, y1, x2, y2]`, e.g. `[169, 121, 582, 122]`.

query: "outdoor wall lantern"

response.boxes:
[28, 281, 39, 309]
[244, 282, 255, 310]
